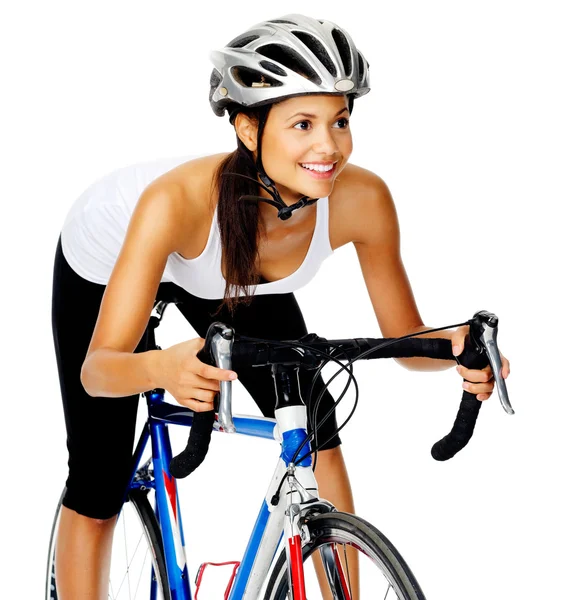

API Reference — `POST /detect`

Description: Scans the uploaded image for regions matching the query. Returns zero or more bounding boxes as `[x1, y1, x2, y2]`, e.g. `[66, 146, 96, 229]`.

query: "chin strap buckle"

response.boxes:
[277, 196, 319, 221]
[223, 172, 319, 221]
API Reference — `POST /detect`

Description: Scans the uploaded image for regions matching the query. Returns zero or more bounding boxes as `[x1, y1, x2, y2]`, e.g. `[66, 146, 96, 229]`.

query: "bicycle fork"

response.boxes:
[283, 462, 352, 600]
[284, 465, 311, 600]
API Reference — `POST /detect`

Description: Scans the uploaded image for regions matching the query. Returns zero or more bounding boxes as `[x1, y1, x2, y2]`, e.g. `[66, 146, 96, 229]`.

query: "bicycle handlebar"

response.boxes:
[168, 310, 512, 478]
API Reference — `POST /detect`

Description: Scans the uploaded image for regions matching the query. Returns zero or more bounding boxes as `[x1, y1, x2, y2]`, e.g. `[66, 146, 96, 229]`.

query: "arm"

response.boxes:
[350, 170, 510, 400]
[350, 171, 455, 372]
[80, 181, 236, 407]
[80, 181, 185, 396]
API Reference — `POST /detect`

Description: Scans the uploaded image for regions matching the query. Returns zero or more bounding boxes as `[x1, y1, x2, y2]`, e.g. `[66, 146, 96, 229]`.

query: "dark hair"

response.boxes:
[211, 106, 266, 316]
[211, 95, 354, 316]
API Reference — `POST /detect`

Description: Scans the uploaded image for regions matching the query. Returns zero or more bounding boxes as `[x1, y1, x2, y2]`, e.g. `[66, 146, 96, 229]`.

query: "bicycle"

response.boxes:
[45, 305, 512, 599]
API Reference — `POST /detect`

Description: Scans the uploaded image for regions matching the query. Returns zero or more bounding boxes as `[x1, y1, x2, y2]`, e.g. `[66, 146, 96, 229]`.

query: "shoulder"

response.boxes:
[328, 163, 398, 248]
[149, 152, 231, 207]
[135, 152, 230, 255]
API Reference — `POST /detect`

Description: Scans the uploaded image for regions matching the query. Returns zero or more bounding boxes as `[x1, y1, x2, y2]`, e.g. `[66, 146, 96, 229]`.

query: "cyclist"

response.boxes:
[51, 13, 510, 599]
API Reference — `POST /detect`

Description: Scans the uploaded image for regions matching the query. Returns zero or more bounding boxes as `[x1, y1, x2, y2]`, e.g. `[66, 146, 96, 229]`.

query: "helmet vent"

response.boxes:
[259, 60, 287, 77]
[268, 19, 298, 25]
[357, 52, 365, 81]
[291, 31, 336, 77]
[227, 34, 260, 49]
[209, 69, 223, 104]
[210, 68, 222, 87]
[256, 44, 322, 85]
[230, 66, 283, 88]
[331, 28, 352, 76]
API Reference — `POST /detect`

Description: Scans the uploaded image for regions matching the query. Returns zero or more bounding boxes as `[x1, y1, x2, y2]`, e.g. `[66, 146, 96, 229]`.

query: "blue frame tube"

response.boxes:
[125, 423, 151, 492]
[128, 399, 291, 598]
[149, 403, 276, 440]
[228, 500, 271, 599]
[229, 419, 313, 598]
[151, 419, 191, 599]
[151, 500, 160, 600]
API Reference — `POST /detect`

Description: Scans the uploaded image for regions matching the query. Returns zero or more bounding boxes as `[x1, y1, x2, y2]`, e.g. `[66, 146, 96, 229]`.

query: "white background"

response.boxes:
[1, 0, 564, 598]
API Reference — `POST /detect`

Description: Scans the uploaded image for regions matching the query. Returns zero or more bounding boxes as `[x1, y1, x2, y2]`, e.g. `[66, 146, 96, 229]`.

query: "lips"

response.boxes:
[299, 161, 337, 179]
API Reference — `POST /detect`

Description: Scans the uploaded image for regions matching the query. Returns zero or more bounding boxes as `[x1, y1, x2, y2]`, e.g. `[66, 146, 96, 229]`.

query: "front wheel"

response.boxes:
[263, 512, 426, 600]
[45, 487, 171, 600]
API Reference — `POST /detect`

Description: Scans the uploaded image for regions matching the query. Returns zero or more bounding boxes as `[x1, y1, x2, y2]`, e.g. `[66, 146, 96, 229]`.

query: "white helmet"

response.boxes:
[209, 14, 370, 117]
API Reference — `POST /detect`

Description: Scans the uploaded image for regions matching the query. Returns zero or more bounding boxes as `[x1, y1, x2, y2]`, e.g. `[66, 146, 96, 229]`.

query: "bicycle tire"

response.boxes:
[45, 487, 171, 600]
[263, 511, 426, 600]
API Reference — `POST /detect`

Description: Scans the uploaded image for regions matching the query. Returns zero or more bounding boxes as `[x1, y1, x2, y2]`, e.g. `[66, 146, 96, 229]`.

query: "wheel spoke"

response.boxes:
[113, 527, 150, 597]
[343, 545, 351, 596]
[109, 491, 167, 599]
[124, 511, 132, 600]
[48, 480, 168, 600]
[133, 550, 151, 599]
[319, 545, 341, 596]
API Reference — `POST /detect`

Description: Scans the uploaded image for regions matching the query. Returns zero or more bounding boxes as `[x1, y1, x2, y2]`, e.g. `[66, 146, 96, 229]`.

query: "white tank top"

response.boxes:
[61, 156, 334, 299]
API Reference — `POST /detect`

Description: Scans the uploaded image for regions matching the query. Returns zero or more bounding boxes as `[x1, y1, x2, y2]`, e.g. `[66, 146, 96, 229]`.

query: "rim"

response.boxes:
[46, 490, 167, 600]
[268, 526, 414, 600]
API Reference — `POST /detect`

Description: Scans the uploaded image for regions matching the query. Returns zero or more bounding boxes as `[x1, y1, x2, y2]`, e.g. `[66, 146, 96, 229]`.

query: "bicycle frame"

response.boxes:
[128, 387, 331, 600]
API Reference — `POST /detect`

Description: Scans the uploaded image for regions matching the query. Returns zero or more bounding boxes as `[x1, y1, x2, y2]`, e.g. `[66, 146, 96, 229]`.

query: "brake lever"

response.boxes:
[209, 323, 236, 432]
[469, 310, 514, 415]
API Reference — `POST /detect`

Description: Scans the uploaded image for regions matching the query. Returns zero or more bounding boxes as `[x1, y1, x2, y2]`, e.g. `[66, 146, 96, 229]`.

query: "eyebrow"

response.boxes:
[286, 107, 349, 122]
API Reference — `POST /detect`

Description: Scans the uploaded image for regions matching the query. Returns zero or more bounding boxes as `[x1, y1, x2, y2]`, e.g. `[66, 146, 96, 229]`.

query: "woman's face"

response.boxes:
[258, 94, 353, 202]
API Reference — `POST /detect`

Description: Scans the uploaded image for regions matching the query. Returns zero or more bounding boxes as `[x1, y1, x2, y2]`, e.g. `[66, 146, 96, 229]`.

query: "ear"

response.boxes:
[234, 112, 258, 152]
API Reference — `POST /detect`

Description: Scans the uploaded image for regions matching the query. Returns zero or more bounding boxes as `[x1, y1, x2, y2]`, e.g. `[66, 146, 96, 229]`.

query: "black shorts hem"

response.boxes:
[62, 489, 123, 521]
[314, 435, 342, 452]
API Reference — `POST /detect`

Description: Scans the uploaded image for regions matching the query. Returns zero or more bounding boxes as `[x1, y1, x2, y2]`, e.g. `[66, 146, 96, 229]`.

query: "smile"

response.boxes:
[299, 162, 337, 179]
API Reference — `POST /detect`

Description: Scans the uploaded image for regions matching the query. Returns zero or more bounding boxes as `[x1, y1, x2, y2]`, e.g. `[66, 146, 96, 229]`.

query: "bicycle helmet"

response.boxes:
[209, 14, 371, 220]
[209, 14, 370, 118]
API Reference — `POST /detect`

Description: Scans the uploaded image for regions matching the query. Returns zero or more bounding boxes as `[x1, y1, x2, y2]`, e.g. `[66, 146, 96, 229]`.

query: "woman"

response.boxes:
[52, 14, 509, 598]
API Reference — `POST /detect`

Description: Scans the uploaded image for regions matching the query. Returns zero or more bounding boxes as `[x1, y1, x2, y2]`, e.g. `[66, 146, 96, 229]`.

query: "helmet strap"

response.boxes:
[255, 106, 274, 188]
[226, 104, 320, 220]
[252, 105, 319, 220]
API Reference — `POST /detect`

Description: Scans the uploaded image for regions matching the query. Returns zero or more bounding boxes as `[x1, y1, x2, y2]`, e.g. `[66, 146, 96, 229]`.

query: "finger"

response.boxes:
[191, 337, 236, 380]
[178, 396, 215, 412]
[501, 355, 511, 378]
[191, 373, 222, 392]
[451, 325, 469, 357]
[188, 387, 218, 403]
[196, 360, 238, 381]
[456, 364, 492, 383]
[462, 380, 494, 395]
[188, 400, 215, 413]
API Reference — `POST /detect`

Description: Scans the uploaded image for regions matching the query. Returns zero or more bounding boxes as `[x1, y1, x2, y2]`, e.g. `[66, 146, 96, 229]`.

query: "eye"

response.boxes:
[293, 120, 311, 131]
[334, 117, 350, 129]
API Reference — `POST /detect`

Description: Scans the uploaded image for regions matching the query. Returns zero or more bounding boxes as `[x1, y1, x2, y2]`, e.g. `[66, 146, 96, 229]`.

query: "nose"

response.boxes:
[311, 126, 340, 156]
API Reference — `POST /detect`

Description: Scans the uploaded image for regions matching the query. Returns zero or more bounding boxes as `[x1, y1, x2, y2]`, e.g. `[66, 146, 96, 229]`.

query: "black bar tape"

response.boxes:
[229, 337, 454, 368]
[431, 338, 490, 461]
[168, 328, 218, 479]
[169, 409, 215, 479]
[431, 392, 482, 460]
[168, 323, 486, 476]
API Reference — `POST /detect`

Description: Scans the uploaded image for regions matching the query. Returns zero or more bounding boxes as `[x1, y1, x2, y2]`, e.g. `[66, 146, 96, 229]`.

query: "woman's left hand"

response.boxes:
[451, 325, 511, 401]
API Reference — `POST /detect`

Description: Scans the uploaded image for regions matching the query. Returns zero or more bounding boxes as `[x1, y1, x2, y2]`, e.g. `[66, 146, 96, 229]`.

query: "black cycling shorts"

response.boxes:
[51, 235, 341, 519]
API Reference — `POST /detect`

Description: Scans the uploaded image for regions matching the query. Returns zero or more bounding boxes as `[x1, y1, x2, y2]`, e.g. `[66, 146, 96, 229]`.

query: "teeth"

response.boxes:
[300, 163, 334, 172]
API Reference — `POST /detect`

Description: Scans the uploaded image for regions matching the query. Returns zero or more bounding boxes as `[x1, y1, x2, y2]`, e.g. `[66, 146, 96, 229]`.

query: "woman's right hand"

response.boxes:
[158, 337, 238, 412]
